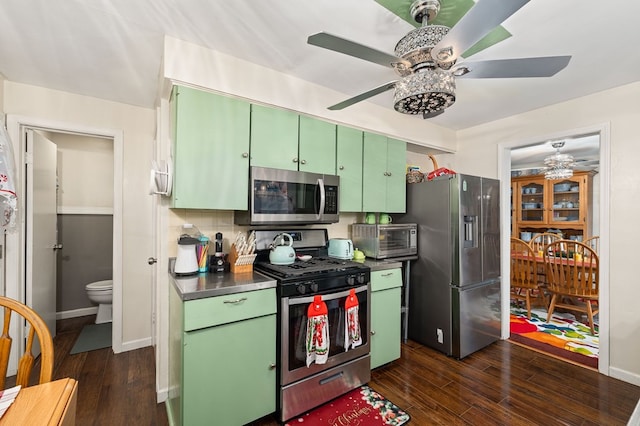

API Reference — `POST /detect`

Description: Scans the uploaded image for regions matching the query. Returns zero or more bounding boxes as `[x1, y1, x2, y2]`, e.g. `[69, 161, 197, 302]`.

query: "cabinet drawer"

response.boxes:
[371, 269, 402, 292]
[184, 288, 276, 331]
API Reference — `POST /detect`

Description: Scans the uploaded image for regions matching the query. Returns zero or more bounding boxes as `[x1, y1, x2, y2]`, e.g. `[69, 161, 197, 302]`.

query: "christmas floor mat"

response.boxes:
[510, 306, 598, 369]
[285, 385, 410, 425]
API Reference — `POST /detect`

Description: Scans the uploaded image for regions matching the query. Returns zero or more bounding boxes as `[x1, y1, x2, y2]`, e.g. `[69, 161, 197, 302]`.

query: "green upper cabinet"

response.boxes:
[298, 116, 336, 174]
[170, 86, 250, 210]
[250, 107, 336, 174]
[362, 133, 407, 213]
[336, 126, 363, 212]
[250, 104, 299, 171]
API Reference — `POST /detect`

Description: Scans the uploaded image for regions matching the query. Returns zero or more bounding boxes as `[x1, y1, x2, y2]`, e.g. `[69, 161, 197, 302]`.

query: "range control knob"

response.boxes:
[296, 284, 307, 295]
[357, 274, 366, 284]
[346, 275, 355, 285]
[310, 282, 319, 293]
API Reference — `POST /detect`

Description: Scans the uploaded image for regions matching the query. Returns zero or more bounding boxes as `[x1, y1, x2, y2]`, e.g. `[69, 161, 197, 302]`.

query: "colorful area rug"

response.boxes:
[285, 385, 410, 426]
[510, 306, 598, 369]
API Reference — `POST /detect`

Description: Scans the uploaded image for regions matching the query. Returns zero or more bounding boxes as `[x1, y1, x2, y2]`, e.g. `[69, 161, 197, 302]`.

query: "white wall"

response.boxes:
[3, 81, 155, 349]
[452, 81, 640, 385]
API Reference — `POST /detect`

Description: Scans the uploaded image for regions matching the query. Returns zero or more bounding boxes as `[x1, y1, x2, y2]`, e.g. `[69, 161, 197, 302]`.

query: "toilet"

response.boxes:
[85, 280, 113, 324]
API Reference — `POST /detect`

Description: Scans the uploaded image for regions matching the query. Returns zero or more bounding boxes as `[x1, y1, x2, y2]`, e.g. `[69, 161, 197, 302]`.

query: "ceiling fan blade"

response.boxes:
[308, 32, 408, 69]
[432, 0, 529, 64]
[423, 110, 445, 119]
[455, 56, 571, 78]
[328, 81, 397, 110]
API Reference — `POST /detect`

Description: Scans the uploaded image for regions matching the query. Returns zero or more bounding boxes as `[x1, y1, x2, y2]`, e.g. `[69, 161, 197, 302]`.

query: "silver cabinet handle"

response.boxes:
[242, 152, 249, 158]
[387, 172, 392, 176]
[370, 330, 376, 335]
[52, 243, 63, 250]
[269, 363, 276, 370]
[339, 165, 344, 170]
[292, 157, 298, 163]
[300, 159, 306, 165]
[381, 272, 393, 277]
[223, 297, 247, 304]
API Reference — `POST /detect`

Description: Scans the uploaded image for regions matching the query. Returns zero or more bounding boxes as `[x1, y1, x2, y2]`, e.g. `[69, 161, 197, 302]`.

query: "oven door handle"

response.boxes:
[286, 284, 368, 306]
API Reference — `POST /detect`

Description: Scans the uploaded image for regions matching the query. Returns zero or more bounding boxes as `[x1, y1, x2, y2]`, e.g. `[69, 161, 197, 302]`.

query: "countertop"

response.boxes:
[171, 270, 277, 301]
[362, 255, 417, 271]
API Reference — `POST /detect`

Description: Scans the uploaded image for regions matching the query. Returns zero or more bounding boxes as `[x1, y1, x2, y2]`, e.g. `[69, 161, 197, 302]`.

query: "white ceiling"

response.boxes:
[1, 0, 639, 131]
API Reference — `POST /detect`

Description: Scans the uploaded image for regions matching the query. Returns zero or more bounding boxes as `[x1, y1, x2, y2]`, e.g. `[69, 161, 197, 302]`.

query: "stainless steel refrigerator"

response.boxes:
[398, 174, 501, 359]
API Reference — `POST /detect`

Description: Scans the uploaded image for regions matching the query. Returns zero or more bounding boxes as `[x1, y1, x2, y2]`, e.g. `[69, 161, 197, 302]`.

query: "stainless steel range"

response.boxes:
[252, 229, 371, 423]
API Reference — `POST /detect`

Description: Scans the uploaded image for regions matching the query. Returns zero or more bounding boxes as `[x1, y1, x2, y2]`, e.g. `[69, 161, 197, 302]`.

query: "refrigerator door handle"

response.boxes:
[463, 215, 478, 248]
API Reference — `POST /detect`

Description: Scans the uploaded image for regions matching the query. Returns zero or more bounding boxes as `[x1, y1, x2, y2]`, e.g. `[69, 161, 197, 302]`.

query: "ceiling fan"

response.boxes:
[307, 0, 571, 119]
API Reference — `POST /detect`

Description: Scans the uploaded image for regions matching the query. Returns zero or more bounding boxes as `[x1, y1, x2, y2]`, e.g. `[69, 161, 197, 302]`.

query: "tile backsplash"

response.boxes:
[167, 209, 364, 257]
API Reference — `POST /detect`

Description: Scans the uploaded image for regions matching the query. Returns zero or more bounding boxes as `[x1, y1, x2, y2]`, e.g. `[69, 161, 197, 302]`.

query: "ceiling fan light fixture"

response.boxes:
[395, 25, 451, 72]
[544, 141, 575, 180]
[394, 70, 456, 115]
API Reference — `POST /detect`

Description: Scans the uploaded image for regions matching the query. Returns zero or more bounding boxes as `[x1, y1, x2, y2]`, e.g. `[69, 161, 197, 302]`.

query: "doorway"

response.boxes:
[498, 123, 610, 375]
[4, 115, 123, 370]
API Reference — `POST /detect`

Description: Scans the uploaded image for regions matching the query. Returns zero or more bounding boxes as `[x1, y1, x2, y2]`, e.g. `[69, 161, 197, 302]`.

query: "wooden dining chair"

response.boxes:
[544, 240, 599, 335]
[510, 237, 543, 319]
[583, 236, 600, 255]
[529, 232, 562, 254]
[0, 296, 54, 389]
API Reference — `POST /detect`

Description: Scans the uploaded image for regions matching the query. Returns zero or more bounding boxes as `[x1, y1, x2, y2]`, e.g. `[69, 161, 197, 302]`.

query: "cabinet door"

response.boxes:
[371, 287, 402, 369]
[299, 116, 336, 174]
[362, 132, 389, 213]
[182, 314, 276, 426]
[336, 126, 363, 212]
[384, 138, 407, 213]
[548, 176, 585, 225]
[171, 86, 250, 209]
[517, 178, 546, 224]
[250, 104, 299, 170]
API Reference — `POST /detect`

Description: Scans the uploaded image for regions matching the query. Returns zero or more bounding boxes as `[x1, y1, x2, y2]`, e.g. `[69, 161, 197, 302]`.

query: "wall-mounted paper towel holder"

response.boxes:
[149, 158, 172, 196]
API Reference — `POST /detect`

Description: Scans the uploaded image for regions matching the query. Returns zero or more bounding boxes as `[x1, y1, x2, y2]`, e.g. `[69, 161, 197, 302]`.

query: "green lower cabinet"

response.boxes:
[182, 314, 276, 425]
[168, 286, 276, 426]
[370, 269, 402, 369]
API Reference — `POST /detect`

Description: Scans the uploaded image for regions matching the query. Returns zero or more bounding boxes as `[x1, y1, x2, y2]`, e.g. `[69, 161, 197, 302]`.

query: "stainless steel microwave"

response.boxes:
[235, 166, 340, 225]
[352, 223, 417, 259]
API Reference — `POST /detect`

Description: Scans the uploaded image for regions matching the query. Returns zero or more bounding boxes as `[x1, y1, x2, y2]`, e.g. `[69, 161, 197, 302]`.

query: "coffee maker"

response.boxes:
[209, 232, 228, 273]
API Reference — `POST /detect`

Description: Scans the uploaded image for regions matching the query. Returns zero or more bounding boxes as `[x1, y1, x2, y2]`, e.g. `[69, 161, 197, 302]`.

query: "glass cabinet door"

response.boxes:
[549, 176, 583, 224]
[518, 180, 545, 223]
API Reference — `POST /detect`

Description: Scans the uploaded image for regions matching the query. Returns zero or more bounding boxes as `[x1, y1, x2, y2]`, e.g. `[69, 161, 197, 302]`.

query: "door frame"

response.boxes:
[5, 114, 124, 357]
[498, 122, 610, 376]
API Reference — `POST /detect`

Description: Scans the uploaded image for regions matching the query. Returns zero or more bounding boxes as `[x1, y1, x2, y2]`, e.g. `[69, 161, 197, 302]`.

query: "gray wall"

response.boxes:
[56, 214, 113, 311]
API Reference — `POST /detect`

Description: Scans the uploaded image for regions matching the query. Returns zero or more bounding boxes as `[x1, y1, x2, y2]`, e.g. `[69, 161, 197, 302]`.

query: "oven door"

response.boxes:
[280, 284, 370, 386]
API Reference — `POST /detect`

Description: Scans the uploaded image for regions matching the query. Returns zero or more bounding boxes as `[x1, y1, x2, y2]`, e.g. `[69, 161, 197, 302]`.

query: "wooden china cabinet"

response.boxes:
[512, 171, 594, 241]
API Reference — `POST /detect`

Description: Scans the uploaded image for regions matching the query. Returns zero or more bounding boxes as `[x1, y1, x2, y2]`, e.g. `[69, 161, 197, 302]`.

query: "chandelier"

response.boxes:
[393, 69, 456, 115]
[544, 141, 574, 180]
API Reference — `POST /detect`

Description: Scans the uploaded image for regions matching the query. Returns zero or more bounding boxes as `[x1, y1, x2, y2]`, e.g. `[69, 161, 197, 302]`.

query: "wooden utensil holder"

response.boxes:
[229, 244, 256, 274]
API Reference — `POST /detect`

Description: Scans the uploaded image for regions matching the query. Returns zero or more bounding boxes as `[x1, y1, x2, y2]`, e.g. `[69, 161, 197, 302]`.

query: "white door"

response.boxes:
[26, 129, 57, 339]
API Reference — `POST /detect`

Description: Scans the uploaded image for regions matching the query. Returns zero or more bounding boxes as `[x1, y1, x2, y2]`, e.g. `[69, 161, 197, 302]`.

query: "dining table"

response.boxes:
[0, 378, 77, 425]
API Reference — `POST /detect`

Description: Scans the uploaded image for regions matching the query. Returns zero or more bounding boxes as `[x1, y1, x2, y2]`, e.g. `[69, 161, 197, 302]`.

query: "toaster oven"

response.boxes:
[351, 223, 417, 259]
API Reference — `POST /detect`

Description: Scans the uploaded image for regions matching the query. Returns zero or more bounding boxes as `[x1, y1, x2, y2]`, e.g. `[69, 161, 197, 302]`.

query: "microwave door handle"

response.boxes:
[316, 178, 325, 220]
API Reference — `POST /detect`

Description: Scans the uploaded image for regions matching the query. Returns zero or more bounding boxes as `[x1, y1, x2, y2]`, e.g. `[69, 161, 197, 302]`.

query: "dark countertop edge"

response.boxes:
[170, 271, 277, 301]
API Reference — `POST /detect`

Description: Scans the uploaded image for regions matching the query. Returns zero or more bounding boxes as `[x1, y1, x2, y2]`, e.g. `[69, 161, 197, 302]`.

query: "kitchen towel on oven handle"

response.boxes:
[344, 289, 362, 351]
[306, 295, 329, 367]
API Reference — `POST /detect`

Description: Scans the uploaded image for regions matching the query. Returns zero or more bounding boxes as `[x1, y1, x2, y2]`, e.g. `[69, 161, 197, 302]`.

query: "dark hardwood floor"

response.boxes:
[21, 316, 638, 425]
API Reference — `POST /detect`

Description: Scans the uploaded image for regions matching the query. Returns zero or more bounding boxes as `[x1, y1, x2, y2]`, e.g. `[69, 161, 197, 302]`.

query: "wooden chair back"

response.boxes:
[543, 240, 599, 334]
[0, 296, 54, 389]
[510, 237, 541, 319]
[529, 232, 562, 254]
[583, 236, 599, 255]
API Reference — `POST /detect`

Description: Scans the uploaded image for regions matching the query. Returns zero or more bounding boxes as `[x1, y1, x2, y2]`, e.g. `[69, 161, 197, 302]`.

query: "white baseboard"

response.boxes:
[610, 366, 640, 387]
[118, 336, 152, 354]
[629, 398, 640, 426]
[56, 307, 98, 320]
[156, 387, 169, 403]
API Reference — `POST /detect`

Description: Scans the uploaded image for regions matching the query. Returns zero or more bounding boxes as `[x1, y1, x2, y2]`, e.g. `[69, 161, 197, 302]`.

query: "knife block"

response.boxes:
[229, 244, 256, 274]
